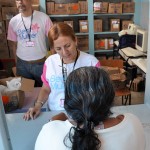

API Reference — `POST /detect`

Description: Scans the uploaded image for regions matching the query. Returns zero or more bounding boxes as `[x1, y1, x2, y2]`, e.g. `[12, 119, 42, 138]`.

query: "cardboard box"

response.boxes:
[55, 4, 68, 15]
[64, 21, 73, 29]
[2, 7, 18, 20]
[32, 4, 40, 11]
[0, 77, 35, 108]
[79, 1, 88, 14]
[0, 70, 8, 79]
[79, 20, 88, 32]
[95, 38, 113, 50]
[0, 59, 15, 77]
[108, 3, 115, 13]
[122, 20, 133, 30]
[95, 39, 100, 50]
[0, 0, 16, 6]
[108, 3, 122, 14]
[100, 2, 109, 13]
[94, 2, 108, 13]
[7, 40, 14, 58]
[0, 48, 9, 59]
[94, 19, 102, 32]
[0, 34, 10, 58]
[110, 19, 120, 31]
[102, 66, 126, 90]
[131, 77, 145, 92]
[67, 3, 80, 14]
[77, 36, 88, 51]
[9, 48, 14, 59]
[93, 2, 102, 13]
[5, 20, 10, 33]
[112, 80, 126, 90]
[0, 21, 6, 34]
[0, 33, 8, 49]
[0, 11, 2, 21]
[108, 38, 114, 49]
[122, 2, 135, 13]
[95, 39, 108, 50]
[100, 39, 108, 49]
[32, 0, 39, 5]
[46, 2, 55, 15]
[105, 67, 126, 81]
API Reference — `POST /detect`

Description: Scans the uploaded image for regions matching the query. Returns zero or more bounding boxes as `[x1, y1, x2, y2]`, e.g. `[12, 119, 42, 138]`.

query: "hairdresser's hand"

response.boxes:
[23, 105, 41, 121]
[51, 112, 68, 121]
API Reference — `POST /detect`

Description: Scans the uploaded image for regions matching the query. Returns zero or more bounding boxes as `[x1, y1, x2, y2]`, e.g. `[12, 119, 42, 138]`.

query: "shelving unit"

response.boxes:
[92, 0, 136, 58]
[39, 0, 140, 58]
[49, 14, 89, 35]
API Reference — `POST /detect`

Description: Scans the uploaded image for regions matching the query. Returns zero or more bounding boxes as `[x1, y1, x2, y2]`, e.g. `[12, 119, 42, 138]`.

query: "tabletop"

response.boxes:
[6, 104, 150, 150]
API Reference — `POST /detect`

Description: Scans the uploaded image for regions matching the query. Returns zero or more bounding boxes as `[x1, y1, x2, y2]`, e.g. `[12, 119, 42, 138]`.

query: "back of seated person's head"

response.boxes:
[64, 66, 115, 150]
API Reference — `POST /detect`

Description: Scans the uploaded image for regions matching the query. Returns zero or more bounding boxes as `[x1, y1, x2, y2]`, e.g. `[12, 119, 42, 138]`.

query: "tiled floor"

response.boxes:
[114, 91, 145, 106]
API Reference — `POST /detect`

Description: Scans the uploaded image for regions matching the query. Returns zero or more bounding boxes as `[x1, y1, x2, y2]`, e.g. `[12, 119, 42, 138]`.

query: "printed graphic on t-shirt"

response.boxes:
[17, 23, 40, 40]
[49, 75, 64, 90]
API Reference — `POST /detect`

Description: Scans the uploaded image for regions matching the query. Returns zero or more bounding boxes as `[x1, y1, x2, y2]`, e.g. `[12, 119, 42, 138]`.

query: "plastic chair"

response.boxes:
[100, 59, 131, 105]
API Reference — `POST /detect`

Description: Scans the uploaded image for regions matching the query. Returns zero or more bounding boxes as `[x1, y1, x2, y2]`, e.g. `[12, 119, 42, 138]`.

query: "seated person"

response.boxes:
[23, 23, 100, 120]
[35, 67, 145, 150]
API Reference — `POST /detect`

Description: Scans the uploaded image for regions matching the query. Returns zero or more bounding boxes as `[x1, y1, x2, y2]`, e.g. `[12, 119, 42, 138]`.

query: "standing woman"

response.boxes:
[35, 67, 145, 150]
[23, 23, 100, 120]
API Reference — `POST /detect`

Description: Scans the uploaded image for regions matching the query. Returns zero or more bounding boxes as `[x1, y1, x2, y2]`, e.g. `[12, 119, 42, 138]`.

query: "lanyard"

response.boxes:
[62, 50, 79, 84]
[21, 12, 33, 41]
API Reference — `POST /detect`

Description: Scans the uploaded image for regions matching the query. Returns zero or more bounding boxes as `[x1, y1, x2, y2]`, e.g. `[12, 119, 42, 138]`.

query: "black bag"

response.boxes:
[118, 34, 136, 49]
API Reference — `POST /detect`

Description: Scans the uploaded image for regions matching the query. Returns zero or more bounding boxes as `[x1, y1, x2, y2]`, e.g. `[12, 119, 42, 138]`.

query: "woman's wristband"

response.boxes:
[34, 101, 44, 107]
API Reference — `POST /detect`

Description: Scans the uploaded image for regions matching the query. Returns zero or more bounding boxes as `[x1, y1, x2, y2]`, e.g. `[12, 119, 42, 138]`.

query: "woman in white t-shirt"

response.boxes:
[23, 23, 100, 120]
[35, 67, 145, 150]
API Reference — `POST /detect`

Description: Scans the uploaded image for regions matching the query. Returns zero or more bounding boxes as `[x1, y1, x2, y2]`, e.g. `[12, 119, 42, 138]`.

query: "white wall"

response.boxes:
[140, 0, 149, 30]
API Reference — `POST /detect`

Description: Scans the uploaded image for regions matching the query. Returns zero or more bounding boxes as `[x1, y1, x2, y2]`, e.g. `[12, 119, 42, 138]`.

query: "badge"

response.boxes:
[60, 99, 64, 108]
[26, 41, 35, 47]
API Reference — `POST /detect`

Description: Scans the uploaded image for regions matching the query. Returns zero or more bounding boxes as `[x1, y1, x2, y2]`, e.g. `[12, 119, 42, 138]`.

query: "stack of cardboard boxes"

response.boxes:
[46, 1, 87, 15]
[93, 2, 134, 32]
[94, 2, 135, 14]
[47, 1, 88, 33]
[102, 66, 127, 90]
[0, 0, 17, 59]
[93, 2, 134, 50]
[108, 2, 135, 32]
[95, 39, 114, 50]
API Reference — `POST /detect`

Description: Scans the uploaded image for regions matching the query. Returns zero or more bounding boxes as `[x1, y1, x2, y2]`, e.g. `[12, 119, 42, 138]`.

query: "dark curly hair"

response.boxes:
[64, 66, 115, 150]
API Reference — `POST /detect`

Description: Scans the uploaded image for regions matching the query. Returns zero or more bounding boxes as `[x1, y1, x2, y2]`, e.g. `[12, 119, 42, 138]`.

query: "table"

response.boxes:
[119, 49, 135, 66]
[119, 49, 147, 73]
[6, 104, 150, 150]
[131, 58, 147, 73]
